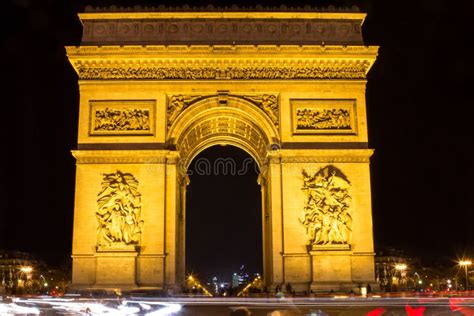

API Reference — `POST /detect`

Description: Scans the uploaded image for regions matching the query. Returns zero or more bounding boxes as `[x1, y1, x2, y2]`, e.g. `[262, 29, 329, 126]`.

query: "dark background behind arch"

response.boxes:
[186, 145, 262, 282]
[0, 0, 473, 269]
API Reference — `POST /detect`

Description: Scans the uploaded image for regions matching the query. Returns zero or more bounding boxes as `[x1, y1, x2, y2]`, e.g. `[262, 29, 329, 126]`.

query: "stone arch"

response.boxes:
[168, 95, 280, 287]
[167, 95, 280, 169]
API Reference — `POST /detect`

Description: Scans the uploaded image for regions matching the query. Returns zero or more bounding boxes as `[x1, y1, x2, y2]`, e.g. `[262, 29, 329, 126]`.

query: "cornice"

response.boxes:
[66, 45, 378, 80]
[66, 45, 378, 57]
[72, 149, 179, 164]
[78, 12, 366, 22]
[267, 148, 374, 163]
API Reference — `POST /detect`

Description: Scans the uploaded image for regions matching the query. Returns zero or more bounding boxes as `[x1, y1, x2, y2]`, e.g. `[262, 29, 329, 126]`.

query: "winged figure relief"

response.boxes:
[301, 166, 352, 246]
[96, 171, 144, 247]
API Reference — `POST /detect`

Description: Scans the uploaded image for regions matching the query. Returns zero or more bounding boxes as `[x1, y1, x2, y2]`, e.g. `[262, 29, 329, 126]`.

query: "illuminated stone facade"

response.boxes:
[68, 8, 378, 292]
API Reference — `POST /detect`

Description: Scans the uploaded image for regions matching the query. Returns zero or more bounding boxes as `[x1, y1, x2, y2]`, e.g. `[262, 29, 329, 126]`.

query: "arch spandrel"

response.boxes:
[167, 95, 281, 168]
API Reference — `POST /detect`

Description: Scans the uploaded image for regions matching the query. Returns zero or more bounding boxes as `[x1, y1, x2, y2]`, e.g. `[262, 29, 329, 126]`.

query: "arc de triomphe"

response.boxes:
[67, 6, 378, 292]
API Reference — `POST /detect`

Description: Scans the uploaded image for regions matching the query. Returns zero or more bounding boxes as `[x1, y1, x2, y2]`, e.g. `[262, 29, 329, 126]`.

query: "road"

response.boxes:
[1, 295, 474, 315]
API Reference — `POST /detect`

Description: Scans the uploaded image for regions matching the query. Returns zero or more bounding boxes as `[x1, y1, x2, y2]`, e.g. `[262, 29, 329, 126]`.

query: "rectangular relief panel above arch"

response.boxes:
[291, 99, 357, 136]
[89, 100, 156, 136]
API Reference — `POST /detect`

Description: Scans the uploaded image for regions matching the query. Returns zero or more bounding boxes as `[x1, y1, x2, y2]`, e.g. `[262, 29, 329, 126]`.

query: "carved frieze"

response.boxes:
[76, 64, 369, 80]
[301, 166, 352, 249]
[96, 171, 144, 248]
[292, 99, 356, 134]
[89, 100, 155, 136]
[66, 46, 378, 81]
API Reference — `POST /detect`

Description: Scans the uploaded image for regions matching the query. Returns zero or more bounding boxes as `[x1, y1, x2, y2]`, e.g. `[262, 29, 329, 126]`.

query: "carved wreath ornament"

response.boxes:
[96, 171, 144, 247]
[301, 166, 352, 247]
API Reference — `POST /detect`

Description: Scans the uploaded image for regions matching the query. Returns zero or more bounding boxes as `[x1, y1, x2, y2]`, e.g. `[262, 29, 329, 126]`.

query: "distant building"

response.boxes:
[211, 276, 219, 294]
[375, 248, 412, 291]
[0, 250, 69, 295]
[0, 250, 42, 293]
[231, 273, 240, 288]
[231, 265, 252, 288]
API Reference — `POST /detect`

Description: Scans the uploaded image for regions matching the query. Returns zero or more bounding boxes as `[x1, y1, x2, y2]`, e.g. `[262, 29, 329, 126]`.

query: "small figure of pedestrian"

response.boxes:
[285, 282, 293, 294]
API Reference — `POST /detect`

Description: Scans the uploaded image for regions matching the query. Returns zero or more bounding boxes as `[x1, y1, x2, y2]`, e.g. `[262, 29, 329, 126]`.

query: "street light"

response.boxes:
[20, 266, 33, 274]
[459, 260, 472, 291]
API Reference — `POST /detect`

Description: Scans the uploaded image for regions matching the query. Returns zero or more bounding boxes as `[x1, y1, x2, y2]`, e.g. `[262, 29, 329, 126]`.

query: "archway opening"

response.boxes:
[185, 145, 263, 293]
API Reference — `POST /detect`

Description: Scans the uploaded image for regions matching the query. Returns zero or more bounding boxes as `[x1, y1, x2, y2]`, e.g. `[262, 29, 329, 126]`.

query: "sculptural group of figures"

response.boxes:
[296, 108, 351, 130]
[96, 171, 144, 247]
[301, 166, 352, 246]
[81, 65, 367, 81]
[94, 108, 150, 131]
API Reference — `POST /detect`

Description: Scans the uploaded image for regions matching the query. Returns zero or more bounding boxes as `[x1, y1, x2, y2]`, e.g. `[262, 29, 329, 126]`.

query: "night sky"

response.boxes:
[1, 0, 473, 280]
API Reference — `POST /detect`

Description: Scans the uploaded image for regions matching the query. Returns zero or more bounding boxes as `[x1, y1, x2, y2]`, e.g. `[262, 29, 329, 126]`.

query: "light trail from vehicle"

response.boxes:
[1, 296, 474, 315]
[1, 297, 182, 315]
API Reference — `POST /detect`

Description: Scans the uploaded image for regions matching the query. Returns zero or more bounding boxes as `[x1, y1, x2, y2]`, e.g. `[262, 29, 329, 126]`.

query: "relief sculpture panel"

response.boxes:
[89, 100, 155, 136]
[296, 108, 351, 130]
[96, 171, 144, 249]
[94, 109, 150, 131]
[301, 166, 352, 250]
[167, 95, 203, 128]
[292, 99, 356, 135]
